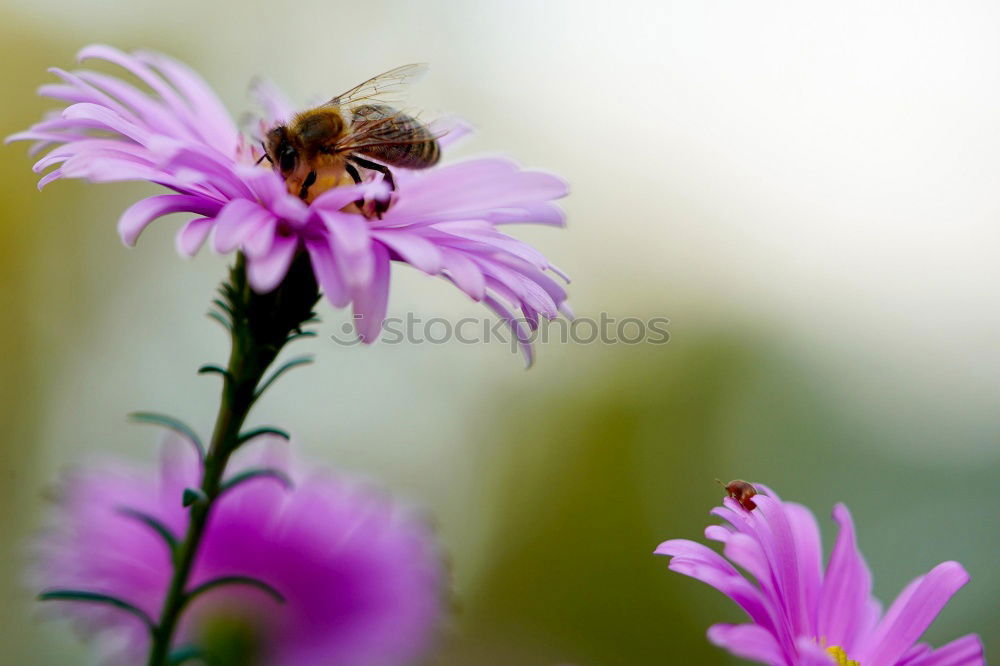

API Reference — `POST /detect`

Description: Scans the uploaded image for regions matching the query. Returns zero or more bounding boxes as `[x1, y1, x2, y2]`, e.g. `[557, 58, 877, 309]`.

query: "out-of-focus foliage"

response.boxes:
[436, 335, 998, 665]
[0, 21, 90, 664]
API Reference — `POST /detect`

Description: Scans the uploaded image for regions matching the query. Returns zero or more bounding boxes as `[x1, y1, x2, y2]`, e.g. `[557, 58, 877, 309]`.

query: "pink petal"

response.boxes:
[311, 180, 389, 212]
[77, 70, 192, 139]
[391, 161, 567, 219]
[236, 167, 309, 225]
[722, 533, 778, 600]
[351, 243, 390, 343]
[212, 199, 274, 254]
[707, 624, 786, 664]
[246, 234, 298, 293]
[77, 45, 198, 136]
[482, 293, 534, 367]
[432, 225, 550, 268]
[903, 634, 985, 666]
[666, 560, 783, 640]
[899, 641, 934, 664]
[862, 562, 971, 666]
[371, 231, 443, 274]
[306, 239, 350, 308]
[794, 638, 838, 666]
[135, 50, 238, 154]
[488, 201, 567, 227]
[439, 248, 485, 300]
[492, 255, 567, 309]
[62, 102, 151, 145]
[46, 68, 134, 119]
[37, 168, 64, 189]
[37, 83, 92, 104]
[784, 501, 824, 637]
[118, 194, 220, 246]
[751, 495, 810, 638]
[817, 503, 876, 656]
[32, 140, 149, 174]
[319, 210, 374, 288]
[152, 138, 251, 200]
[704, 524, 733, 543]
[476, 259, 557, 316]
[158, 434, 201, 503]
[654, 539, 739, 576]
[6, 130, 72, 145]
[249, 77, 295, 125]
[244, 218, 277, 257]
[238, 164, 289, 207]
[175, 217, 214, 257]
[428, 116, 472, 150]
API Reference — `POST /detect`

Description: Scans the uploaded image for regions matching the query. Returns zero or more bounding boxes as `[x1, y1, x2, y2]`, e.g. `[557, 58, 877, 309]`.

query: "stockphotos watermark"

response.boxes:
[330, 313, 670, 353]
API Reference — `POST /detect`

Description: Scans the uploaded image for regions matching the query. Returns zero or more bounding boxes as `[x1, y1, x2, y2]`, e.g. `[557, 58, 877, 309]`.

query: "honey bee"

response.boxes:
[716, 478, 758, 511]
[260, 64, 441, 212]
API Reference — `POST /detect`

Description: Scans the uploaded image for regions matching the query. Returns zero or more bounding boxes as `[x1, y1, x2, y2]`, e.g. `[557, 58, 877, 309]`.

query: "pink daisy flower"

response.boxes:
[656, 483, 985, 666]
[8, 45, 570, 363]
[36, 437, 443, 666]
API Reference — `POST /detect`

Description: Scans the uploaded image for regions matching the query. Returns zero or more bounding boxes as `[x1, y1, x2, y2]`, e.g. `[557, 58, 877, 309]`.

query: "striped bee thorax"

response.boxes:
[293, 109, 346, 159]
[350, 103, 440, 169]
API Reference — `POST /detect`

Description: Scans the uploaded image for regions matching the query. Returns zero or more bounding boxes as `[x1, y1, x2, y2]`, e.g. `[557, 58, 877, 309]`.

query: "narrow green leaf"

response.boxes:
[219, 468, 293, 495]
[183, 576, 284, 610]
[168, 645, 204, 665]
[207, 309, 231, 331]
[253, 356, 314, 402]
[182, 487, 208, 507]
[211, 297, 234, 317]
[286, 330, 317, 343]
[118, 507, 178, 554]
[38, 589, 156, 632]
[130, 412, 205, 460]
[197, 364, 231, 380]
[236, 427, 290, 446]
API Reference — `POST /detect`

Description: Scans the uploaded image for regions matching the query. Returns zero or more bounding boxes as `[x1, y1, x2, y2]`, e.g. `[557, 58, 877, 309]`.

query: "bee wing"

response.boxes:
[327, 63, 429, 109]
[334, 105, 443, 154]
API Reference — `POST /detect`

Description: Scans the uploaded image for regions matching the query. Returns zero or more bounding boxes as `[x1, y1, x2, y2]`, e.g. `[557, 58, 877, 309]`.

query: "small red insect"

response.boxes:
[716, 479, 758, 511]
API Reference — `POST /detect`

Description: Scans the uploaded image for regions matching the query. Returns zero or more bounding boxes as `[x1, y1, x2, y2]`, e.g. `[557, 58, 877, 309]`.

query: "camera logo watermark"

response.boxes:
[330, 313, 670, 353]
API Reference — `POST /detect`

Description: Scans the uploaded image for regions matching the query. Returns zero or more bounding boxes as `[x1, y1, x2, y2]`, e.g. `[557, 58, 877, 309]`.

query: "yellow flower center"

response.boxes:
[827, 646, 860, 666]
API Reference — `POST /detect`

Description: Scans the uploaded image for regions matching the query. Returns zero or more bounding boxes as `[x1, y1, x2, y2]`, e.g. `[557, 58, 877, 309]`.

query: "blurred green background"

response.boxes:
[1, 1, 998, 664]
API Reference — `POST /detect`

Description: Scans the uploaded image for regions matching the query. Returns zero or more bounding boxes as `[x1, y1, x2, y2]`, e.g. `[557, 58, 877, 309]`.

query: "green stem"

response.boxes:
[145, 253, 319, 666]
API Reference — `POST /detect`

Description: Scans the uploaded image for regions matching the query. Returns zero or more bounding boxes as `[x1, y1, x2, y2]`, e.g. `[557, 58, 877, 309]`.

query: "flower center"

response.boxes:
[827, 646, 860, 666]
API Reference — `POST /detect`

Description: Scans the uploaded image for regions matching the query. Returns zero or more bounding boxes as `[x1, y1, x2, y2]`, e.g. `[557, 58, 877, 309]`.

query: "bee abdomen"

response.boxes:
[351, 104, 440, 170]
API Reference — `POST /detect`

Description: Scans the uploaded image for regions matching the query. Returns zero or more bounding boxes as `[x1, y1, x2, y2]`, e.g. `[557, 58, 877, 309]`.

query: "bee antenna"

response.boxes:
[714, 478, 726, 489]
[256, 142, 273, 165]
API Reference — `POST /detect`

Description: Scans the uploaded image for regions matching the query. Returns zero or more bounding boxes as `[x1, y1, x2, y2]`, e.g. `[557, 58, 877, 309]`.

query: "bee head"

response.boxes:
[264, 126, 298, 177]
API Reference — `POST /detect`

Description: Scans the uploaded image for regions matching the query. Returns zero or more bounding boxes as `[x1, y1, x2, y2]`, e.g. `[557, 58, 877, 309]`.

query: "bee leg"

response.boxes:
[344, 162, 367, 213]
[345, 162, 363, 185]
[298, 170, 317, 200]
[348, 156, 395, 217]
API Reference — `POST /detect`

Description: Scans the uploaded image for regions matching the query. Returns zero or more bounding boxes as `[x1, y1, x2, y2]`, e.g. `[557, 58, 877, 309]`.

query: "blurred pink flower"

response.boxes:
[9, 45, 570, 362]
[656, 484, 984, 666]
[37, 437, 443, 666]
